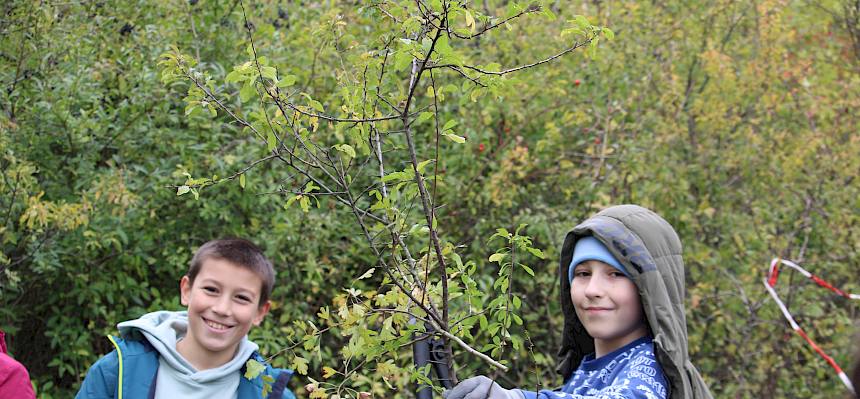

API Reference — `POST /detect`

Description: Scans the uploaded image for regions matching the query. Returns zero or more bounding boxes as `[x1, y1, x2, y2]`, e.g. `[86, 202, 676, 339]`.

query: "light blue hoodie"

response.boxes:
[117, 311, 258, 399]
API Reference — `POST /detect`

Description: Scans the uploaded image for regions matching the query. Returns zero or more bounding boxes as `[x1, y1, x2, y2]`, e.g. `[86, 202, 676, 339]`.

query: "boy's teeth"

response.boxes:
[205, 320, 229, 330]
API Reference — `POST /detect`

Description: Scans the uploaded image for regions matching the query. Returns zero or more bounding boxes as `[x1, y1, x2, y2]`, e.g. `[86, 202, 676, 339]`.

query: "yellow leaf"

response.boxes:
[291, 355, 309, 375]
[322, 366, 337, 379]
[465, 10, 475, 32]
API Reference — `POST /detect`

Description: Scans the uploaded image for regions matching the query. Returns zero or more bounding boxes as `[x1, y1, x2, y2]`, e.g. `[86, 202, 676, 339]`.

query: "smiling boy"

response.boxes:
[568, 238, 650, 359]
[76, 238, 295, 399]
[444, 205, 713, 399]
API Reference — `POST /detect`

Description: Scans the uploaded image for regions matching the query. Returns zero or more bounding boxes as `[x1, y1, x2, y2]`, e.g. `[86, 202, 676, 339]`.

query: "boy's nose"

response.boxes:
[583, 275, 606, 298]
[211, 296, 233, 316]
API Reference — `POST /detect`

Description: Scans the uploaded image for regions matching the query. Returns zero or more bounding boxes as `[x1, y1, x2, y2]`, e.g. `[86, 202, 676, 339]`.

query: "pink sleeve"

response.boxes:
[0, 353, 36, 399]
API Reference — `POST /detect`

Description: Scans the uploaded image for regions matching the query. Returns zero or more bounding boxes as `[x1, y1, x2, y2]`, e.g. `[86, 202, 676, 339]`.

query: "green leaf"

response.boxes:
[527, 247, 545, 259]
[408, 223, 430, 235]
[442, 119, 458, 132]
[266, 131, 277, 151]
[489, 253, 506, 263]
[520, 264, 535, 277]
[493, 228, 511, 239]
[602, 27, 615, 41]
[416, 159, 433, 174]
[506, 2, 524, 18]
[560, 27, 586, 38]
[299, 196, 310, 212]
[261, 66, 277, 80]
[177, 185, 190, 196]
[421, 37, 432, 53]
[589, 37, 600, 59]
[381, 171, 410, 183]
[454, 27, 471, 36]
[574, 15, 591, 31]
[285, 195, 298, 209]
[416, 111, 433, 125]
[277, 75, 297, 87]
[443, 132, 466, 143]
[244, 359, 266, 380]
[470, 87, 485, 102]
[239, 173, 246, 189]
[806, 303, 824, 317]
[334, 144, 356, 158]
[225, 70, 244, 83]
[239, 83, 256, 102]
[394, 50, 412, 71]
[309, 99, 324, 113]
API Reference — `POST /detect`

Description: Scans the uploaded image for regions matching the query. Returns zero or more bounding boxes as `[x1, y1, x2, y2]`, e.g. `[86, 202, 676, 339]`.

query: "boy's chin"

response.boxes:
[197, 335, 242, 354]
[191, 323, 247, 352]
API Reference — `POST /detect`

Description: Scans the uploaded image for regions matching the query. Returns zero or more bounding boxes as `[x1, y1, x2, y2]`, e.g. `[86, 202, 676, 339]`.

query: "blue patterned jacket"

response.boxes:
[519, 336, 667, 399]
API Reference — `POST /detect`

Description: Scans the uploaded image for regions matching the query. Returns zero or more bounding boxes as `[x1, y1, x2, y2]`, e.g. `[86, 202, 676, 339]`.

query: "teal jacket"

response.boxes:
[75, 336, 295, 399]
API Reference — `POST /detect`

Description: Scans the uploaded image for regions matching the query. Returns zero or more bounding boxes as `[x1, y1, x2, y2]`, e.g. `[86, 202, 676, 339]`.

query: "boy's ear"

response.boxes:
[252, 301, 271, 326]
[179, 275, 192, 306]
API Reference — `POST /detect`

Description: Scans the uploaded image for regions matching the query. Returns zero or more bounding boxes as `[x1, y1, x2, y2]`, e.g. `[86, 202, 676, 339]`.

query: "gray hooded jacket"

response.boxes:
[118, 311, 258, 399]
[556, 205, 713, 399]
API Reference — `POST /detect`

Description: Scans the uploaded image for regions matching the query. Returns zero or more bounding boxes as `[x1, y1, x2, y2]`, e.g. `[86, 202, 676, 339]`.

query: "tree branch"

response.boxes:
[430, 38, 593, 76]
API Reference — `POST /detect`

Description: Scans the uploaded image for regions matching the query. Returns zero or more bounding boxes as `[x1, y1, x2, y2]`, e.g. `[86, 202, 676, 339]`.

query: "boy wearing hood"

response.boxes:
[444, 205, 713, 399]
[76, 238, 295, 399]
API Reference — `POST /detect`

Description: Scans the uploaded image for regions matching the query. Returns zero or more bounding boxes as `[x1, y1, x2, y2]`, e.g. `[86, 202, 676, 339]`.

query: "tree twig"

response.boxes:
[430, 38, 594, 76]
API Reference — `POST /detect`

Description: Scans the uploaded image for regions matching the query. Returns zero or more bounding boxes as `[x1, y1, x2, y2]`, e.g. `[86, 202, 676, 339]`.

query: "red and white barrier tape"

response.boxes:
[763, 258, 859, 394]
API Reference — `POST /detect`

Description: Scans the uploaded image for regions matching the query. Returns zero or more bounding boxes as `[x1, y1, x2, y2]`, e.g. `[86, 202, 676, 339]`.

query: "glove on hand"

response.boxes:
[441, 376, 524, 399]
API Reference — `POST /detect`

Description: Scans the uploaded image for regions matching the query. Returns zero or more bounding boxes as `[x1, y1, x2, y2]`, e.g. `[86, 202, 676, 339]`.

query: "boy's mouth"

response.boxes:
[203, 317, 234, 331]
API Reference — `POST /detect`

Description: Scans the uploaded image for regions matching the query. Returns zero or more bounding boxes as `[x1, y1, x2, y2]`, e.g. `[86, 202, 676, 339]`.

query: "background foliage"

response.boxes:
[2, 0, 859, 398]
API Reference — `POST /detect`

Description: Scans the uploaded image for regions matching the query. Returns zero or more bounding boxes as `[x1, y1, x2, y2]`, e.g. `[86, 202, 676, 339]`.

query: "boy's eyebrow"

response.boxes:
[233, 288, 259, 298]
[198, 278, 223, 286]
[198, 278, 260, 297]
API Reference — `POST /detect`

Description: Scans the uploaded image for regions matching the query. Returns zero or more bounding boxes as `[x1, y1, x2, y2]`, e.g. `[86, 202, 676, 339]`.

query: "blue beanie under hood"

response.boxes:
[567, 236, 629, 282]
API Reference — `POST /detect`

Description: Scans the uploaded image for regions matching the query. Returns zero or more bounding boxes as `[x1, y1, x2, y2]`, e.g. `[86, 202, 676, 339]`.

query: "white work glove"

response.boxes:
[442, 376, 525, 399]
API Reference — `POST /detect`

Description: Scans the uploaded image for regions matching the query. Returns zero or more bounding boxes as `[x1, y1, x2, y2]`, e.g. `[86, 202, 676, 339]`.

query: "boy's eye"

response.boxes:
[574, 270, 591, 277]
[236, 295, 252, 303]
[203, 286, 218, 293]
[609, 271, 627, 278]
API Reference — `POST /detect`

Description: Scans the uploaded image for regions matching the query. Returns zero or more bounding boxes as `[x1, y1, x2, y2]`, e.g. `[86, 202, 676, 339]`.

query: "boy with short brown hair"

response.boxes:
[76, 238, 295, 399]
